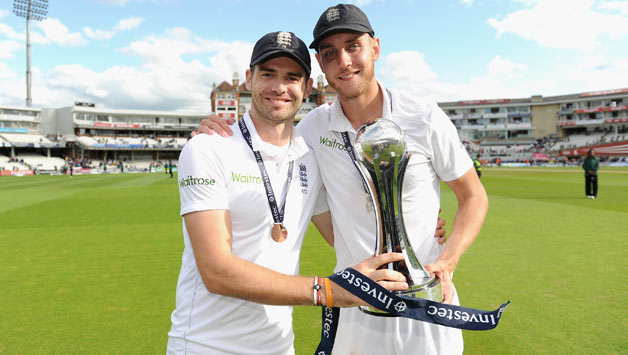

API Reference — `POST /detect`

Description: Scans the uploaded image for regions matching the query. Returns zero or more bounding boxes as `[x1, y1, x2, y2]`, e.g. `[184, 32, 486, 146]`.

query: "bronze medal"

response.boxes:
[271, 224, 288, 243]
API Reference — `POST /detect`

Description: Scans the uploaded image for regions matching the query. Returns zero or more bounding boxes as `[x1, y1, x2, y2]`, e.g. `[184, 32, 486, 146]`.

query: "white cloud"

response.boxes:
[0, 22, 22, 41]
[83, 27, 115, 40]
[0, 9, 10, 19]
[0, 40, 21, 59]
[487, 0, 628, 51]
[83, 16, 144, 40]
[96, 0, 178, 6]
[0, 62, 16, 79]
[38, 18, 86, 46]
[599, 1, 628, 15]
[378, 51, 437, 83]
[97, 0, 132, 5]
[0, 27, 261, 111]
[487, 55, 527, 77]
[115, 17, 144, 31]
[460, 0, 474, 7]
[375, 49, 618, 102]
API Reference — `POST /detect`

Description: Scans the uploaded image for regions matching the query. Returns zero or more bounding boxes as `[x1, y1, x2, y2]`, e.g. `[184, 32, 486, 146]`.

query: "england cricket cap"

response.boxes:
[309, 4, 375, 50]
[250, 31, 311, 77]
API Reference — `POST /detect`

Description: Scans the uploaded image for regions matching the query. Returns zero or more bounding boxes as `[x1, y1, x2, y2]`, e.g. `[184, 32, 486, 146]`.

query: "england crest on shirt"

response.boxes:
[299, 163, 308, 194]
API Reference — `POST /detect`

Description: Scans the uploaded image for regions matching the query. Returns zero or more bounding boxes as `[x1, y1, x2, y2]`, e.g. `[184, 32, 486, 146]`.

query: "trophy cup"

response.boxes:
[354, 120, 442, 316]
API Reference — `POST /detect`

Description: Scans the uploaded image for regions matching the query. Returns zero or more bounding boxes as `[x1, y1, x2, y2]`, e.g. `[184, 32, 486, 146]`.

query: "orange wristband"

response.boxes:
[323, 278, 333, 308]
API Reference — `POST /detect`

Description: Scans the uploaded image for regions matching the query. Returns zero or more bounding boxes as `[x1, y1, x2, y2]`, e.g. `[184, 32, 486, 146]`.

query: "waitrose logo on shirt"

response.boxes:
[231, 172, 263, 184]
[179, 175, 216, 187]
[320, 136, 346, 151]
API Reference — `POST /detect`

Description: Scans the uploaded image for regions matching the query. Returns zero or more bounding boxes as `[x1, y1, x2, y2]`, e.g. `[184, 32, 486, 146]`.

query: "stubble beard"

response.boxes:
[250, 94, 297, 126]
[328, 62, 376, 101]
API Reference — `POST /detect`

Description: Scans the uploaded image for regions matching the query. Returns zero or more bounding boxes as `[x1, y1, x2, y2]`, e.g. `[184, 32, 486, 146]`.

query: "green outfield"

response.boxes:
[1, 168, 627, 354]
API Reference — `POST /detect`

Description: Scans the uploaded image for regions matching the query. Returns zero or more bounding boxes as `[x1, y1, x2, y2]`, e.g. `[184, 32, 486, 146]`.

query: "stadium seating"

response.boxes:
[0, 133, 54, 146]
[21, 154, 66, 171]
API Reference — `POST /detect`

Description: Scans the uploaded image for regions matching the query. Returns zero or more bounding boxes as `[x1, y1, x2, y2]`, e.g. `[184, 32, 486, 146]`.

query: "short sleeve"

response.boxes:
[429, 104, 473, 182]
[178, 135, 229, 216]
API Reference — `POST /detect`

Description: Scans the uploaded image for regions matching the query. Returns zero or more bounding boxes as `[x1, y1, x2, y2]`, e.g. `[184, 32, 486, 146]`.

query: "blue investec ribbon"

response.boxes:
[315, 268, 510, 355]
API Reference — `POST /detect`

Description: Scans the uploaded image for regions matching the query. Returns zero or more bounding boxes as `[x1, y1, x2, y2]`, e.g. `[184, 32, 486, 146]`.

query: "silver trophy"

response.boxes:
[354, 120, 442, 316]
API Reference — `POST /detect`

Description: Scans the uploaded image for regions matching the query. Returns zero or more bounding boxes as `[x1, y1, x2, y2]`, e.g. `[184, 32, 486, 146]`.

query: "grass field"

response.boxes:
[1, 167, 627, 354]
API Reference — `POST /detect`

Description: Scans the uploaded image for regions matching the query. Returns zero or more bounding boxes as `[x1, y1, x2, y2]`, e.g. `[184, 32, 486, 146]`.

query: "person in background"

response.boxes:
[582, 149, 599, 199]
[473, 154, 482, 179]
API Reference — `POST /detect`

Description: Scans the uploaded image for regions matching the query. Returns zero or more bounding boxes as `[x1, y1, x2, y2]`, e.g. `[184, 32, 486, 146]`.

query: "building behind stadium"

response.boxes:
[1, 76, 627, 176]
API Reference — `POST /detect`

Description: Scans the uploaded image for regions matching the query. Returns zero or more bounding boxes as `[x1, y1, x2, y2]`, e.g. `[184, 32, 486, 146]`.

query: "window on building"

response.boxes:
[97, 115, 109, 122]
[112, 116, 128, 123]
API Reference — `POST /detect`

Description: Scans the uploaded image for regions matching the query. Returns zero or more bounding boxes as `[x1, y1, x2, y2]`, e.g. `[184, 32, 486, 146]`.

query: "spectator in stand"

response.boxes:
[582, 149, 599, 199]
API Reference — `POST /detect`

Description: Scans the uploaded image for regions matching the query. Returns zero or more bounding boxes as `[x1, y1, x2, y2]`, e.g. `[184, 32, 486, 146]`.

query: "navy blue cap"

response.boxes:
[250, 31, 311, 77]
[310, 4, 374, 50]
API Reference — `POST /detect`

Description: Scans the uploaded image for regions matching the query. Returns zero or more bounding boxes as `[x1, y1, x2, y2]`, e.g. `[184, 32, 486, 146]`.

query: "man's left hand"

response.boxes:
[424, 260, 454, 304]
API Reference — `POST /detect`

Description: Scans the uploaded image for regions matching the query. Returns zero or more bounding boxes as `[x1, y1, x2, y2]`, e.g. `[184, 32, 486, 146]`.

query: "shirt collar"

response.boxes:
[327, 80, 392, 134]
[241, 112, 310, 160]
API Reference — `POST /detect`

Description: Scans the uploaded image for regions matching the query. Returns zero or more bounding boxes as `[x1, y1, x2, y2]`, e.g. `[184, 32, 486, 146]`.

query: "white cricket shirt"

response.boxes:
[297, 83, 472, 354]
[168, 113, 324, 355]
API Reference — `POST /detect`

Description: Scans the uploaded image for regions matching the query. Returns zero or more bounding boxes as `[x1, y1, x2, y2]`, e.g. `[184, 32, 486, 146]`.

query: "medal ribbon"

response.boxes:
[315, 268, 510, 354]
[239, 118, 294, 226]
[341, 131, 370, 195]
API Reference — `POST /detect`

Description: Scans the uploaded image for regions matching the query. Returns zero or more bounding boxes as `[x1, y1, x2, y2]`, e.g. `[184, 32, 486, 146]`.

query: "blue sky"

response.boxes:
[1, 0, 627, 112]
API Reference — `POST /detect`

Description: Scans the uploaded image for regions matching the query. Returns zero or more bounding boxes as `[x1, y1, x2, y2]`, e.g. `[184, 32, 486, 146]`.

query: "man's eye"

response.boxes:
[323, 50, 336, 58]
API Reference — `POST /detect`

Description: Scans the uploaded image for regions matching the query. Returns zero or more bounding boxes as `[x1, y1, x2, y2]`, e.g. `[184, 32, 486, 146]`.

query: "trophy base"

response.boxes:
[358, 277, 442, 317]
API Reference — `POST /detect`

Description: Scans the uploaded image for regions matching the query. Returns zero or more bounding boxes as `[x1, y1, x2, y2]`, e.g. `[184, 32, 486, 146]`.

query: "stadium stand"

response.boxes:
[16, 153, 66, 172]
[3, 87, 628, 174]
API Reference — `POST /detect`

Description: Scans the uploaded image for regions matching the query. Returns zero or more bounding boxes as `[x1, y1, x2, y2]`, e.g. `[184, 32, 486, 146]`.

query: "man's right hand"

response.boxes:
[330, 252, 408, 308]
[191, 114, 235, 138]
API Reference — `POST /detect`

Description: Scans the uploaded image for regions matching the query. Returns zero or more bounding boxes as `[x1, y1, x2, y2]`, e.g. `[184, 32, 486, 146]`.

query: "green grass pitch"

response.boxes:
[1, 167, 627, 354]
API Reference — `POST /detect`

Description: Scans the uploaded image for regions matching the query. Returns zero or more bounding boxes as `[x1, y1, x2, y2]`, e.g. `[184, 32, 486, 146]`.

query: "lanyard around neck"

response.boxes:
[239, 118, 294, 225]
[340, 88, 394, 194]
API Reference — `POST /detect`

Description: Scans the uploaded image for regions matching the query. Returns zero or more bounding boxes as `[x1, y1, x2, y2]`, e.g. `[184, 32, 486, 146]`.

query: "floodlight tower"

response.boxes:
[13, 0, 48, 107]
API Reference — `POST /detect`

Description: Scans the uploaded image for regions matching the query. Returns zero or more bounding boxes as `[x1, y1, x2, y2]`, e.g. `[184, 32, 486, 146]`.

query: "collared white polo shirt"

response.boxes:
[169, 113, 325, 355]
[297, 83, 471, 354]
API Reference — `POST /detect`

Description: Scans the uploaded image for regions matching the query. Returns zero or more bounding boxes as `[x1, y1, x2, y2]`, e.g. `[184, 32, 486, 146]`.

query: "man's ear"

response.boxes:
[245, 68, 253, 91]
[371, 36, 381, 62]
[304, 77, 314, 98]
